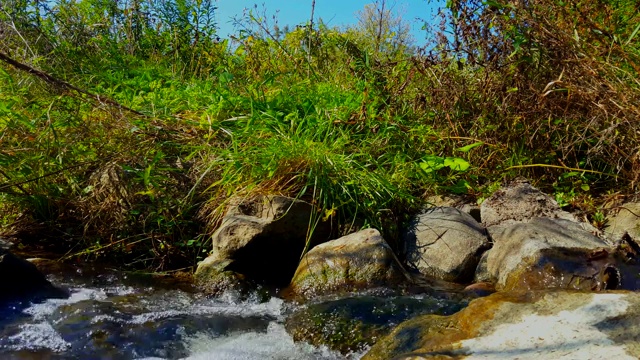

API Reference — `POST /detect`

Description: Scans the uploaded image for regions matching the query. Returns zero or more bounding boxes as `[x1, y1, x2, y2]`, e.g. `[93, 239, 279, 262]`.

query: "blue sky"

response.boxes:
[215, 0, 445, 46]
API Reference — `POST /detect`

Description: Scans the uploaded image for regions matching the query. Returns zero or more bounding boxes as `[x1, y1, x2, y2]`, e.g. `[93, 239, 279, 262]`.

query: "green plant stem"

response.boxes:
[505, 164, 618, 177]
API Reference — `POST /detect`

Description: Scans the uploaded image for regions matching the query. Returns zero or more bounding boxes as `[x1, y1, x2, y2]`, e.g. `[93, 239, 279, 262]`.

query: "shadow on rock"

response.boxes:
[0, 250, 69, 308]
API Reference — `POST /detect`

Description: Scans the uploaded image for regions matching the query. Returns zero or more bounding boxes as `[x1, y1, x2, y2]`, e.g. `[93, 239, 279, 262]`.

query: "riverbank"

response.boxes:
[1, 0, 639, 271]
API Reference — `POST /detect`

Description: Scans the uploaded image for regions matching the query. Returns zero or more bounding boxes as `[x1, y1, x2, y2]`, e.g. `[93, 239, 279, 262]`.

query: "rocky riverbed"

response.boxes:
[4, 179, 640, 358]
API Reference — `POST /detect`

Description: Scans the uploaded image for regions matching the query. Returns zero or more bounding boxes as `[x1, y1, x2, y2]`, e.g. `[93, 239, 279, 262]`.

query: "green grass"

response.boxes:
[1, 0, 638, 270]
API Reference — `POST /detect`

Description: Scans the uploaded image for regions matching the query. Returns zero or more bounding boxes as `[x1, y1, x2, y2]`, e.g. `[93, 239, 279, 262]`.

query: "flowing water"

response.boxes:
[0, 266, 469, 359]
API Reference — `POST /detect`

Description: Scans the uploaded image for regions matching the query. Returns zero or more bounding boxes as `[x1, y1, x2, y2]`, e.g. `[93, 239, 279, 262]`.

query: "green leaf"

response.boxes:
[625, 22, 640, 46]
[581, 184, 590, 191]
[420, 155, 445, 173]
[457, 142, 484, 153]
[449, 179, 472, 194]
[444, 157, 470, 171]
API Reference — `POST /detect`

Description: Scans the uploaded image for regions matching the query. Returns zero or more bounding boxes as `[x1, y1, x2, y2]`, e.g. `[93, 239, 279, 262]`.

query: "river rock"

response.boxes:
[363, 290, 640, 359]
[195, 195, 333, 293]
[0, 249, 66, 303]
[403, 207, 489, 283]
[481, 179, 574, 227]
[0, 236, 11, 249]
[194, 258, 253, 295]
[287, 229, 407, 299]
[426, 195, 481, 222]
[285, 294, 466, 354]
[473, 250, 495, 283]
[485, 217, 633, 292]
[605, 202, 640, 241]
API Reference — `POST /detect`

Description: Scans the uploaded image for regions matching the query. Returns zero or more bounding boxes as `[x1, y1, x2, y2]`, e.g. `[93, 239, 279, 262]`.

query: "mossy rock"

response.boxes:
[194, 257, 253, 295]
[287, 229, 407, 300]
[285, 295, 467, 354]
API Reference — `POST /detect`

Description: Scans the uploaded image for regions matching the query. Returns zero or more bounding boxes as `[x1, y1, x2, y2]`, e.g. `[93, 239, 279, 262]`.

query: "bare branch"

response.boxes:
[0, 51, 146, 117]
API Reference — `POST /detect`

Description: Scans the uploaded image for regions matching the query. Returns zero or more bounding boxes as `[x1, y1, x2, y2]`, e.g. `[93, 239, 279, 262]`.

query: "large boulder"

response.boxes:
[605, 202, 640, 242]
[485, 217, 639, 292]
[195, 195, 334, 293]
[287, 229, 407, 300]
[481, 179, 575, 227]
[363, 290, 640, 359]
[0, 249, 66, 303]
[403, 207, 490, 283]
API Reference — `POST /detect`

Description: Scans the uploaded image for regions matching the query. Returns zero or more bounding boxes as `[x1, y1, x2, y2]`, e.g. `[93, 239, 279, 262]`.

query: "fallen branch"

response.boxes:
[0, 159, 105, 193]
[0, 51, 146, 116]
[505, 164, 618, 177]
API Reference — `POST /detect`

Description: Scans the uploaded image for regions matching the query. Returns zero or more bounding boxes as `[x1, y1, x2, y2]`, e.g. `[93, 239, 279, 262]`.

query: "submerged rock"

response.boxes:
[403, 207, 490, 283]
[462, 282, 496, 297]
[285, 294, 467, 354]
[196, 195, 333, 293]
[481, 179, 575, 227]
[364, 290, 640, 359]
[287, 229, 407, 300]
[0, 249, 67, 303]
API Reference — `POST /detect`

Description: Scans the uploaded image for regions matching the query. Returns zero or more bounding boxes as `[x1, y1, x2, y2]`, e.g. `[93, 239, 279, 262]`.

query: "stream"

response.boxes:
[0, 265, 469, 359]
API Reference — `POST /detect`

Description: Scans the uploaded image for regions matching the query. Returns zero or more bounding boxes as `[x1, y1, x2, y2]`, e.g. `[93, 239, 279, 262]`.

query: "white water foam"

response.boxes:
[23, 288, 103, 319]
[6, 285, 358, 359]
[5, 286, 135, 353]
[124, 295, 286, 325]
[192, 295, 285, 318]
[6, 322, 70, 352]
[180, 322, 358, 360]
[460, 293, 634, 359]
[23, 286, 136, 321]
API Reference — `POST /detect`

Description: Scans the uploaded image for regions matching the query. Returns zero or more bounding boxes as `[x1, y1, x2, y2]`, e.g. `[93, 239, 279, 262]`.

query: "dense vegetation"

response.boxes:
[1, 0, 638, 270]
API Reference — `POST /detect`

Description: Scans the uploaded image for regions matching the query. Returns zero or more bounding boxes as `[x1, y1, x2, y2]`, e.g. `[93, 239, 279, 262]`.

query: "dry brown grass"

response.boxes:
[413, 0, 640, 191]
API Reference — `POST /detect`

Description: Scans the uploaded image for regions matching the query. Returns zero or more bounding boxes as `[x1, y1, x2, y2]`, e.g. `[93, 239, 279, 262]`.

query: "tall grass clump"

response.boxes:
[195, 89, 420, 246]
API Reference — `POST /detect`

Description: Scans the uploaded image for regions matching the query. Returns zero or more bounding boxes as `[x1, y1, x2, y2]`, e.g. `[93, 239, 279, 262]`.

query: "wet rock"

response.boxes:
[605, 202, 640, 242]
[481, 179, 574, 227]
[287, 229, 407, 300]
[0, 236, 11, 250]
[463, 282, 496, 298]
[285, 294, 467, 354]
[363, 291, 640, 360]
[194, 258, 254, 295]
[403, 207, 490, 283]
[0, 249, 67, 303]
[195, 195, 334, 293]
[486, 217, 627, 291]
